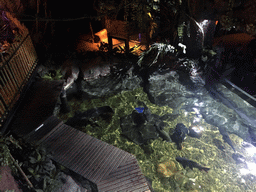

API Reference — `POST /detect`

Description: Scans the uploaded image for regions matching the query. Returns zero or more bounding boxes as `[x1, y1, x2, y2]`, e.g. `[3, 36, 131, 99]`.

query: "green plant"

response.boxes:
[98, 41, 142, 56]
[0, 134, 63, 192]
[137, 42, 177, 67]
[24, 147, 62, 192]
[42, 69, 63, 80]
[0, 134, 21, 173]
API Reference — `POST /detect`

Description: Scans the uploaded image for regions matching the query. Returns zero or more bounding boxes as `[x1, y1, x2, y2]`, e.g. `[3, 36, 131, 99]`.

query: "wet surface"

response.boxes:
[9, 79, 64, 137]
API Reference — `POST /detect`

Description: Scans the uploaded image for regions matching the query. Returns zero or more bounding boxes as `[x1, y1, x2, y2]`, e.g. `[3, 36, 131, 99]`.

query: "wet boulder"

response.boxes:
[77, 60, 142, 99]
[120, 102, 172, 145]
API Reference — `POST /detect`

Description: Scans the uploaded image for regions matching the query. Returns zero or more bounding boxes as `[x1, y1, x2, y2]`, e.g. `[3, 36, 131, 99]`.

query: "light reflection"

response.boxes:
[238, 142, 256, 176]
[194, 102, 204, 107]
[192, 125, 204, 132]
[240, 162, 256, 176]
[199, 20, 209, 28]
[246, 162, 256, 175]
[35, 124, 44, 131]
[178, 43, 186, 54]
[192, 107, 200, 114]
[239, 168, 250, 175]
[241, 178, 246, 183]
[243, 142, 256, 156]
[193, 117, 201, 123]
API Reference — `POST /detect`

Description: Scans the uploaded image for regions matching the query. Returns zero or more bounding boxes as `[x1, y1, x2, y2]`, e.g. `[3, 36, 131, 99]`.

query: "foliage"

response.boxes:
[0, 134, 63, 192]
[0, 134, 21, 173]
[137, 42, 177, 67]
[127, 0, 154, 33]
[23, 147, 62, 192]
[97, 41, 109, 52]
[58, 85, 253, 192]
[93, 0, 125, 20]
[98, 41, 142, 56]
[42, 69, 63, 80]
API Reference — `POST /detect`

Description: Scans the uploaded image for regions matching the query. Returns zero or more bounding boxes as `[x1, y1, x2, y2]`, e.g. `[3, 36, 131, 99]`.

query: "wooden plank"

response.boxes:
[6, 61, 19, 90]
[1, 70, 14, 102]
[26, 119, 151, 192]
[0, 85, 11, 106]
[9, 59, 22, 86]
[0, 100, 5, 116]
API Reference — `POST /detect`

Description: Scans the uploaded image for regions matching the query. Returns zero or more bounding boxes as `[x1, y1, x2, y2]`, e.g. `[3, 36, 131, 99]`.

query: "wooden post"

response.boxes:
[108, 35, 113, 52]
[124, 0, 128, 21]
[90, 22, 95, 43]
[125, 38, 129, 55]
[43, 1, 48, 35]
[146, 31, 150, 50]
[36, 0, 40, 34]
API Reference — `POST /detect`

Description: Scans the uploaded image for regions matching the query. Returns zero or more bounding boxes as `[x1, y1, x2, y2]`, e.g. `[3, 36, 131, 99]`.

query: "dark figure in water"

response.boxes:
[218, 126, 236, 152]
[170, 123, 188, 150]
[65, 106, 114, 127]
[176, 157, 210, 172]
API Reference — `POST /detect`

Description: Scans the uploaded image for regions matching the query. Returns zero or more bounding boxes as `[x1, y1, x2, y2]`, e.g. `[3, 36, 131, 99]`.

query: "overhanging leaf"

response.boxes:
[29, 157, 37, 164]
[28, 167, 34, 174]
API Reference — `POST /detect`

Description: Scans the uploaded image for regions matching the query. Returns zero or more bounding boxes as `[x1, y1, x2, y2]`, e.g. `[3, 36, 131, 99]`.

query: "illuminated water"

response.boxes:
[58, 86, 256, 192]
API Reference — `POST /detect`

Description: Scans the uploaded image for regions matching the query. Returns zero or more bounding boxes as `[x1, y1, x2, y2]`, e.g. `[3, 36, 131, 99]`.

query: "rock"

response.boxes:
[0, 166, 22, 192]
[145, 60, 252, 143]
[186, 170, 195, 178]
[61, 59, 80, 91]
[120, 102, 172, 145]
[54, 173, 90, 192]
[65, 106, 114, 128]
[77, 61, 142, 99]
[157, 160, 178, 177]
[174, 172, 188, 186]
[145, 70, 194, 109]
[232, 153, 246, 164]
[120, 113, 159, 145]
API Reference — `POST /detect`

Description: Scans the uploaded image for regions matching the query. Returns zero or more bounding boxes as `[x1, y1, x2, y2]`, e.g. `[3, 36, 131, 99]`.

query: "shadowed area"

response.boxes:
[8, 79, 64, 137]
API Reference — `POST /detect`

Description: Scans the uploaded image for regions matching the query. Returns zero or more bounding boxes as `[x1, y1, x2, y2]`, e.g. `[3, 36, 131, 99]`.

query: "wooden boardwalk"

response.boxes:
[25, 116, 151, 192]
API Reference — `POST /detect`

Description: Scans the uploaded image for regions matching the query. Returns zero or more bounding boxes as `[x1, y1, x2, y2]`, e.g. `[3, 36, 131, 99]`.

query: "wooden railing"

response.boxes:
[0, 29, 38, 128]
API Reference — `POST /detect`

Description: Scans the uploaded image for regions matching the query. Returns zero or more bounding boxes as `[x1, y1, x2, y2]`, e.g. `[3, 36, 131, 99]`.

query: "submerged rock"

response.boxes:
[120, 102, 172, 145]
[157, 160, 178, 177]
[65, 106, 114, 128]
[170, 123, 189, 150]
[232, 153, 246, 164]
[145, 60, 252, 143]
[77, 64, 142, 99]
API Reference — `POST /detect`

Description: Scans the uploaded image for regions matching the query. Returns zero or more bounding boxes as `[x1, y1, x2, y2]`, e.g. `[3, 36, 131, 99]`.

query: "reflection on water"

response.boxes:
[239, 142, 256, 176]
[59, 85, 256, 191]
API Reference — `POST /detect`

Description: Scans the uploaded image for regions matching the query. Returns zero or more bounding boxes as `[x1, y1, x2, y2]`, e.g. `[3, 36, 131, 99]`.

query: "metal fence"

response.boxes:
[0, 29, 38, 128]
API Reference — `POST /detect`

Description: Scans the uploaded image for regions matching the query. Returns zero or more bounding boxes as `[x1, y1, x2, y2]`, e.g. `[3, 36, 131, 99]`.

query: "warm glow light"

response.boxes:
[215, 20, 218, 25]
[95, 28, 108, 43]
[97, 28, 107, 36]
